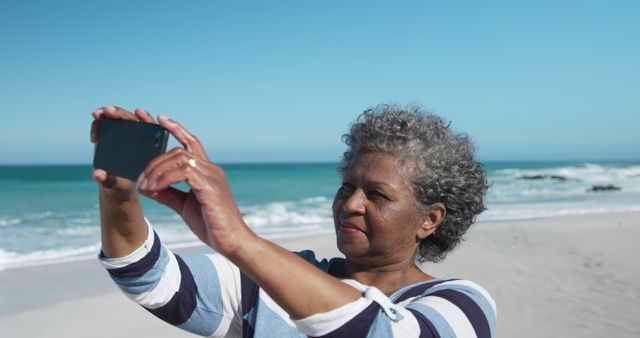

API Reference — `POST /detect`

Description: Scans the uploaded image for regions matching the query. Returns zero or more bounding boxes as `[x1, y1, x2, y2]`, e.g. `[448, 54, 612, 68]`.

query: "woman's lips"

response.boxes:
[339, 223, 364, 234]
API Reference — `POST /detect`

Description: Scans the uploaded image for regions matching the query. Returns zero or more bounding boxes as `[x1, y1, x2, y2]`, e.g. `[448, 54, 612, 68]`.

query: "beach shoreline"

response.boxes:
[1, 211, 639, 337]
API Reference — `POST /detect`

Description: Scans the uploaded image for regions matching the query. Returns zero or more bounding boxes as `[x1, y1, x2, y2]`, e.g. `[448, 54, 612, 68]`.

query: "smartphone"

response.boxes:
[93, 119, 169, 181]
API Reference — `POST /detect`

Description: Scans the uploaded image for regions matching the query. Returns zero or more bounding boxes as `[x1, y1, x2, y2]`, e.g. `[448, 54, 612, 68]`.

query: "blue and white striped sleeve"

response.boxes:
[98, 219, 243, 337]
[292, 278, 497, 338]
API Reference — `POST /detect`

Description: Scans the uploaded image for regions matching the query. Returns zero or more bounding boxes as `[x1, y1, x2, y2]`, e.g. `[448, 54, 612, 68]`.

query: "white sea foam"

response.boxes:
[0, 211, 94, 227]
[493, 163, 640, 186]
[151, 197, 334, 244]
[482, 165, 640, 222]
[0, 197, 335, 272]
[487, 164, 640, 206]
[0, 218, 22, 227]
[242, 199, 333, 229]
[0, 244, 102, 271]
[68, 217, 94, 225]
[55, 226, 99, 236]
[155, 227, 200, 244]
[301, 196, 330, 203]
[0, 212, 53, 227]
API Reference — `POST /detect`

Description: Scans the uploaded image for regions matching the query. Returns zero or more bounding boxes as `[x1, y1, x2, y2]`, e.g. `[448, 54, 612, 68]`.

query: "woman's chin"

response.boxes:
[336, 236, 368, 258]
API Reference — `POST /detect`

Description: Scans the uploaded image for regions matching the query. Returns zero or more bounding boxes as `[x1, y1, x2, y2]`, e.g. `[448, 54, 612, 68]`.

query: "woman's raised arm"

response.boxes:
[137, 116, 363, 320]
[91, 106, 156, 258]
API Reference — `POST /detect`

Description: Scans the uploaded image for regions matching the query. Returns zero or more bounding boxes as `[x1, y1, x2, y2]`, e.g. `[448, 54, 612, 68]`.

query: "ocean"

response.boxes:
[1, 161, 639, 271]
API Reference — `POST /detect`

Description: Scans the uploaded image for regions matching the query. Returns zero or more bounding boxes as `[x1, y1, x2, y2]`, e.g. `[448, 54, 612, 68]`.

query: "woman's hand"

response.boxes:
[90, 106, 156, 195]
[137, 116, 253, 255]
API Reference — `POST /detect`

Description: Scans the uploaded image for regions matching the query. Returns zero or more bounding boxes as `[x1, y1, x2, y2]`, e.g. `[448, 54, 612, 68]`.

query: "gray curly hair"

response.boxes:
[338, 104, 488, 262]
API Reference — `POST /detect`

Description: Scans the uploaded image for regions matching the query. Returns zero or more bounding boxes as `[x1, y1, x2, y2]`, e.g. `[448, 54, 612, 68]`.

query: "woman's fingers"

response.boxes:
[139, 148, 205, 191]
[90, 119, 100, 143]
[92, 106, 150, 143]
[139, 186, 188, 214]
[134, 108, 156, 123]
[148, 165, 198, 193]
[101, 106, 139, 121]
[136, 116, 210, 188]
[157, 115, 209, 160]
[138, 149, 213, 197]
[92, 105, 137, 121]
[138, 147, 183, 185]
[92, 107, 105, 120]
[90, 107, 108, 143]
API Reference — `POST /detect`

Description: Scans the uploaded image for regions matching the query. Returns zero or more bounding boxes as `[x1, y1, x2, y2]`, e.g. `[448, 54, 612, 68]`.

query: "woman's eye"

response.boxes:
[339, 183, 354, 194]
[368, 190, 388, 200]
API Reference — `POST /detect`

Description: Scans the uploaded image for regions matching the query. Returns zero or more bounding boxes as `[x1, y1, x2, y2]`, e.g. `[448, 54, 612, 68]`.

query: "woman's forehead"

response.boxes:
[343, 151, 410, 183]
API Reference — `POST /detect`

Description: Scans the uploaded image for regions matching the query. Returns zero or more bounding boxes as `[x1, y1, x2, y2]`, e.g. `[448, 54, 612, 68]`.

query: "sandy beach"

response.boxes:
[1, 211, 639, 338]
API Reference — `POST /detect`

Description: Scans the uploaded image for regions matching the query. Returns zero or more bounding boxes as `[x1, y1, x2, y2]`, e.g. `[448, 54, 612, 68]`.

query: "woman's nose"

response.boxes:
[342, 189, 366, 214]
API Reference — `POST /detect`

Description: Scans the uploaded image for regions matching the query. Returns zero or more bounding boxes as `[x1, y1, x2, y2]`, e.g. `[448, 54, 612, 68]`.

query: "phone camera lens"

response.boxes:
[154, 131, 162, 147]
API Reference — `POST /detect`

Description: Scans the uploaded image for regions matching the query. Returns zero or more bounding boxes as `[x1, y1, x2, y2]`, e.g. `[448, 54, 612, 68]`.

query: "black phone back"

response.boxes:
[93, 119, 169, 181]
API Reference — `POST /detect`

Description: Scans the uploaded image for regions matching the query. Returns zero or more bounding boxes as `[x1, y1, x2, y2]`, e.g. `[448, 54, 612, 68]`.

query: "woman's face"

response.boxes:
[333, 150, 427, 266]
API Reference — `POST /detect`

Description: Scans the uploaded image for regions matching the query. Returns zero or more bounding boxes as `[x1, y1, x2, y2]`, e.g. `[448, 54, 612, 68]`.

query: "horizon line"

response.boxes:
[1, 158, 640, 166]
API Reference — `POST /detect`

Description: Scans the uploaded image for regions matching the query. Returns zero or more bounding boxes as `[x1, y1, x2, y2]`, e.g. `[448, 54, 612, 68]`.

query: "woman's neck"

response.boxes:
[331, 257, 434, 296]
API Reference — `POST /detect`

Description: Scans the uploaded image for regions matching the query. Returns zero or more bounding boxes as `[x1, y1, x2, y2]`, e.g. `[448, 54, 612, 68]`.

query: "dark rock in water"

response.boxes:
[520, 175, 547, 180]
[519, 175, 568, 181]
[589, 185, 621, 192]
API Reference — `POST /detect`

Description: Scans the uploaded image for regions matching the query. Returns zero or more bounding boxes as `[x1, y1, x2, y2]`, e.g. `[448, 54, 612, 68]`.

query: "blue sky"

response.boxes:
[1, 0, 638, 164]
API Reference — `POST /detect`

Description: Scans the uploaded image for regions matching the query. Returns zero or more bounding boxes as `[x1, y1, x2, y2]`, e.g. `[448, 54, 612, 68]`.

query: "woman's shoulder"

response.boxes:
[393, 276, 495, 306]
[395, 276, 497, 337]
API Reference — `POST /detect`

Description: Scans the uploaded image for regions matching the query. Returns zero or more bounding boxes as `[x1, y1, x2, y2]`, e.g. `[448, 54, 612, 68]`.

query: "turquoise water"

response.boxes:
[1, 161, 639, 270]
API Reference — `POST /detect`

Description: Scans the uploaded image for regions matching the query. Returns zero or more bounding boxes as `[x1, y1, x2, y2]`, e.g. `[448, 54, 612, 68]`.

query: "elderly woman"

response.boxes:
[91, 104, 496, 338]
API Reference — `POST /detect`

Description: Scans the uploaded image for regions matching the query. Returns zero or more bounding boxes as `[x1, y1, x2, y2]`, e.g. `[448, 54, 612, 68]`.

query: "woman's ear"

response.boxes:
[417, 203, 446, 240]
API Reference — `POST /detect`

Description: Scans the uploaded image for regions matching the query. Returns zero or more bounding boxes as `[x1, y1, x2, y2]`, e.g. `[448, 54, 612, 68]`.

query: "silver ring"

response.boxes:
[188, 158, 197, 168]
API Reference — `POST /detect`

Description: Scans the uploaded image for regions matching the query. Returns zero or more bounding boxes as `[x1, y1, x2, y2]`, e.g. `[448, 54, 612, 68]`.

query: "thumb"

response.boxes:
[93, 169, 125, 189]
[93, 169, 118, 188]
[92, 169, 107, 183]
[139, 186, 188, 213]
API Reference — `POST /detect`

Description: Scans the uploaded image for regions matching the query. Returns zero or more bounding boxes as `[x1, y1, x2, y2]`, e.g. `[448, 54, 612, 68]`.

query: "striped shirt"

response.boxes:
[99, 220, 497, 337]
